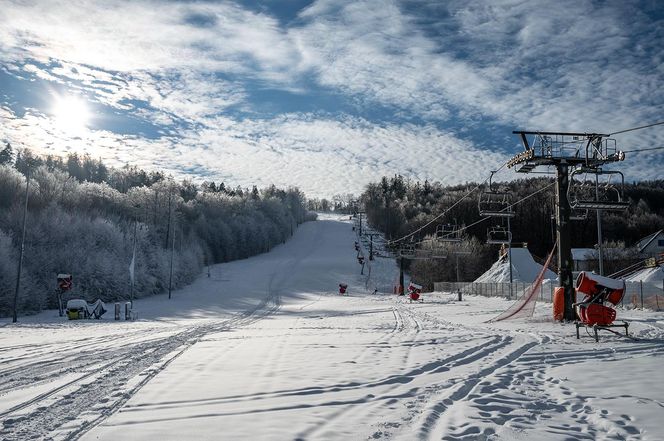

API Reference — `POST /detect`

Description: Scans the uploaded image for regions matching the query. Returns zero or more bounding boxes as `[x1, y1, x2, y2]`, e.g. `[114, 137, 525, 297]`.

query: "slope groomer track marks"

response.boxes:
[0, 287, 282, 441]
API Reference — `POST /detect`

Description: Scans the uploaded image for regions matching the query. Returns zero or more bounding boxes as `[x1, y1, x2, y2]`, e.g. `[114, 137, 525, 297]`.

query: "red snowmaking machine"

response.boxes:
[574, 271, 629, 341]
[407, 282, 423, 303]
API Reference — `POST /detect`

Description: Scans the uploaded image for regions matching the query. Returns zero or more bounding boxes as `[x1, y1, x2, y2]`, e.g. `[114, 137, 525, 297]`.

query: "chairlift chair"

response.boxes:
[550, 208, 588, 221]
[570, 208, 589, 221]
[486, 226, 512, 245]
[435, 223, 462, 242]
[568, 168, 629, 211]
[399, 245, 416, 258]
[479, 171, 515, 217]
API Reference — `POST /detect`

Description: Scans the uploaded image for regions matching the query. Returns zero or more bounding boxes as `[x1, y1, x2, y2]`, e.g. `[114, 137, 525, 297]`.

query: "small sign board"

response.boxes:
[57, 274, 73, 291]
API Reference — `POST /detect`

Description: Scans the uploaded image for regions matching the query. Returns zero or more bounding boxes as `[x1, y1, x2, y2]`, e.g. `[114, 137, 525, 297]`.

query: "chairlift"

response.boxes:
[399, 244, 416, 258]
[551, 208, 588, 221]
[487, 226, 512, 245]
[479, 171, 515, 217]
[568, 168, 629, 211]
[435, 223, 463, 242]
[570, 208, 589, 221]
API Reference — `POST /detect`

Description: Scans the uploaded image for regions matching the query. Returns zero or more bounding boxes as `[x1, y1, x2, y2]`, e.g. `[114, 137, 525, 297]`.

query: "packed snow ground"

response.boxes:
[2, 216, 664, 440]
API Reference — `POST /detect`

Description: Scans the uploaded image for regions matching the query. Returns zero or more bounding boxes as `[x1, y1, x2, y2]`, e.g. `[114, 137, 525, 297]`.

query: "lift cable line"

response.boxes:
[621, 146, 664, 153]
[431, 181, 556, 243]
[387, 161, 509, 246]
[384, 120, 661, 247]
[608, 120, 664, 136]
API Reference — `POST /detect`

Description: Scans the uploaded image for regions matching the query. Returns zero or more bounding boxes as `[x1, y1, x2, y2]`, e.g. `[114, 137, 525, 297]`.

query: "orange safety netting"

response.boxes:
[487, 242, 558, 322]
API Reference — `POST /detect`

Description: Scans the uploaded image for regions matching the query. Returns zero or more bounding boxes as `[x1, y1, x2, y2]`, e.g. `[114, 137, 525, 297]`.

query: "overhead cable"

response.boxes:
[436, 181, 556, 241]
[387, 160, 509, 245]
[621, 146, 664, 153]
[609, 120, 664, 136]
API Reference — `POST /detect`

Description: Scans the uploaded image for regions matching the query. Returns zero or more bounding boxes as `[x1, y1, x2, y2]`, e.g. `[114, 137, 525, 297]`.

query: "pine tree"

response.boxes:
[0, 143, 13, 165]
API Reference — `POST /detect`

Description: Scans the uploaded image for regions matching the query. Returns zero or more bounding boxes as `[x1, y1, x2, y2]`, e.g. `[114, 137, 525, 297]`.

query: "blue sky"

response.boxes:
[0, 0, 662, 197]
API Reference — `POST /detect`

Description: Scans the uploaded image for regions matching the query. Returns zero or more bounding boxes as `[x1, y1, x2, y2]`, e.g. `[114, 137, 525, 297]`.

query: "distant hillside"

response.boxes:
[360, 175, 664, 257]
[358, 175, 664, 286]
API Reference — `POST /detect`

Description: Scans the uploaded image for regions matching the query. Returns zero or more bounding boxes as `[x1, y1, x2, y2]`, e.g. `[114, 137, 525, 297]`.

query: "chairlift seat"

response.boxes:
[479, 190, 515, 218]
[570, 199, 630, 211]
[435, 224, 463, 242]
[486, 226, 511, 245]
[568, 168, 628, 211]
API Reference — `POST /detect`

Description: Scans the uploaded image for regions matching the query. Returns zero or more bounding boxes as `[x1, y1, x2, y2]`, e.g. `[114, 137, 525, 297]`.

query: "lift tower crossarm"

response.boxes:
[513, 130, 609, 140]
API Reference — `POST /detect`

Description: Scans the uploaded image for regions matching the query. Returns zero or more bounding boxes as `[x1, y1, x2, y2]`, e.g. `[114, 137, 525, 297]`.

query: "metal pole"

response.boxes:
[168, 219, 175, 299]
[369, 234, 374, 260]
[508, 216, 513, 299]
[456, 254, 460, 283]
[165, 188, 172, 248]
[130, 221, 137, 307]
[399, 257, 404, 295]
[359, 212, 363, 236]
[556, 163, 575, 321]
[596, 173, 604, 275]
[12, 169, 30, 323]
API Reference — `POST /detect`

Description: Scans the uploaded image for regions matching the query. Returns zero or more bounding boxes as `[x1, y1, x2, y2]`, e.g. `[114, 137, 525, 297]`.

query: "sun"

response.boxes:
[51, 94, 91, 135]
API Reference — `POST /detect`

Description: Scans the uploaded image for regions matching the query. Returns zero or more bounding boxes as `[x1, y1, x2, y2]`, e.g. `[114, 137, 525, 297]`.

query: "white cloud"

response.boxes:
[293, 0, 663, 133]
[0, 1, 299, 74]
[0, 0, 661, 198]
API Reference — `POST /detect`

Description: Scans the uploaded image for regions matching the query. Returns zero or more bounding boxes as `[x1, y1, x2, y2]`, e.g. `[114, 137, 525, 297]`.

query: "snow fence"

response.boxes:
[434, 279, 663, 310]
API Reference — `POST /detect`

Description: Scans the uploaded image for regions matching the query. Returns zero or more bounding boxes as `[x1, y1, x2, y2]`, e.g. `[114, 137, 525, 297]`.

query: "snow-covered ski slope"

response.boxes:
[2, 216, 664, 440]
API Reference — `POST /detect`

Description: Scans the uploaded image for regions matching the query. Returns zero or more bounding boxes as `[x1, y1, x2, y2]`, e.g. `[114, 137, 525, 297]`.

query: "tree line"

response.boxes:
[360, 174, 664, 287]
[0, 144, 312, 317]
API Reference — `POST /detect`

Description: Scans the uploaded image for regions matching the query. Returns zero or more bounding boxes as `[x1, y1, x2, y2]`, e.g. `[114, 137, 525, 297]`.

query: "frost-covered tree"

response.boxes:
[0, 143, 13, 165]
[0, 157, 311, 317]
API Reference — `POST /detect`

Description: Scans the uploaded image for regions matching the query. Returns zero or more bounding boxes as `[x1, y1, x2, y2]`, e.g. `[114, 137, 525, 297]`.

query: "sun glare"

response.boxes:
[52, 94, 90, 135]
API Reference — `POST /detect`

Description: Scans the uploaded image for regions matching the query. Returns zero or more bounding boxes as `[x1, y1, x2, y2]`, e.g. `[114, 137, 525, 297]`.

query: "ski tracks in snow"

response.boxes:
[0, 289, 283, 440]
[379, 305, 661, 441]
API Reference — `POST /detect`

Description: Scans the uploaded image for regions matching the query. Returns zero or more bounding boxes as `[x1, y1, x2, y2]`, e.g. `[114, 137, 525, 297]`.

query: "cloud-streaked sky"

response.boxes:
[1, 0, 662, 198]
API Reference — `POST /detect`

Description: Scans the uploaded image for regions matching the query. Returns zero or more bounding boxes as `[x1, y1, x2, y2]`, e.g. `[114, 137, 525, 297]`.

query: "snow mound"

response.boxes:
[626, 266, 664, 285]
[475, 247, 557, 283]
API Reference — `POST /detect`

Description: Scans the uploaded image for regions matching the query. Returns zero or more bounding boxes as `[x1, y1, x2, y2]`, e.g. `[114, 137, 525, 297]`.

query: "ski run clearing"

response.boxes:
[2, 215, 664, 441]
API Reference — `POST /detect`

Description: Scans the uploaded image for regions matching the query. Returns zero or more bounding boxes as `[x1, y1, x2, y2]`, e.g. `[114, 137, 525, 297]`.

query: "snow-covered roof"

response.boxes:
[637, 230, 664, 252]
[625, 266, 664, 284]
[572, 248, 595, 261]
[475, 248, 557, 283]
[66, 299, 87, 309]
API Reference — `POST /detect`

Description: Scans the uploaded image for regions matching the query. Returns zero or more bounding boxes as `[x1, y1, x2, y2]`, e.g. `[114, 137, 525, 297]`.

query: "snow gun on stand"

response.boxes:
[407, 282, 423, 303]
[573, 271, 629, 342]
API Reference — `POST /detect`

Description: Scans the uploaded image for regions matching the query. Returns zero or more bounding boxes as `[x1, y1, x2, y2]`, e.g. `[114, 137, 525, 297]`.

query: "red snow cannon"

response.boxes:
[407, 282, 423, 303]
[339, 283, 348, 295]
[574, 272, 625, 326]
